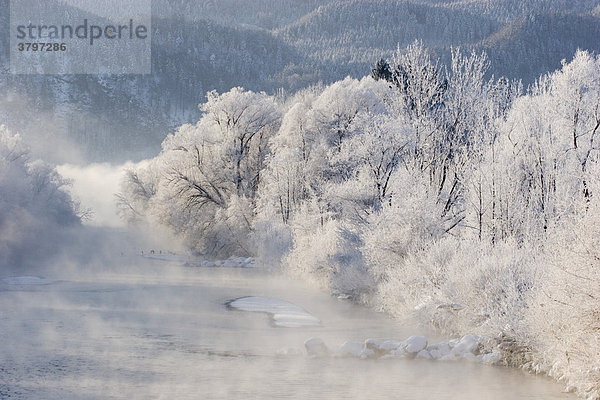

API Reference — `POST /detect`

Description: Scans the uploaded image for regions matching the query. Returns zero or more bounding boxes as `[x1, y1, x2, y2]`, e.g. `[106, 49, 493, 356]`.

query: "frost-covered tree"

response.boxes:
[118, 88, 281, 256]
[331, 113, 412, 211]
[258, 77, 397, 292]
[201, 88, 281, 198]
[258, 77, 389, 225]
[117, 160, 160, 224]
[257, 86, 322, 224]
[488, 50, 600, 242]
[528, 164, 600, 398]
[0, 126, 80, 269]
[389, 42, 447, 167]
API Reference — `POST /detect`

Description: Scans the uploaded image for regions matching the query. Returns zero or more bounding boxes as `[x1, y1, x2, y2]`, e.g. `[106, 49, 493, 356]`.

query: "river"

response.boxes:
[0, 261, 575, 399]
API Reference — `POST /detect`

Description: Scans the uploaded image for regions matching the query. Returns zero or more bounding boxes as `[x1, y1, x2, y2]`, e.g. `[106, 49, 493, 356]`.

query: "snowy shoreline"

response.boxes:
[300, 334, 502, 365]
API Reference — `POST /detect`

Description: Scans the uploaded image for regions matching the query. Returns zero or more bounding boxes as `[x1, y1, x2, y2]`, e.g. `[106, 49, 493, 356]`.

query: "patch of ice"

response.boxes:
[1, 276, 55, 285]
[361, 348, 375, 358]
[363, 338, 403, 357]
[378, 340, 403, 352]
[451, 334, 482, 356]
[389, 347, 408, 358]
[416, 349, 432, 359]
[336, 340, 392, 358]
[404, 336, 428, 354]
[228, 296, 320, 327]
[337, 341, 364, 357]
[427, 342, 452, 359]
[303, 333, 502, 365]
[305, 337, 328, 357]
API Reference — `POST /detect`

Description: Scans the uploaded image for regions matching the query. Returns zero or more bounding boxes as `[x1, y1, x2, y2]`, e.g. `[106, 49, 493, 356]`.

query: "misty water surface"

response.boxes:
[0, 260, 575, 399]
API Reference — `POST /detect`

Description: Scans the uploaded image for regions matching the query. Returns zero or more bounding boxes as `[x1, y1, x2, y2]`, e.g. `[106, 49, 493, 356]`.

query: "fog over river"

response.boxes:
[0, 259, 574, 399]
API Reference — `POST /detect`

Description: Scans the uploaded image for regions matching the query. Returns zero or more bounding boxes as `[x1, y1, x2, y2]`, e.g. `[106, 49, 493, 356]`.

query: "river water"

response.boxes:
[0, 262, 574, 399]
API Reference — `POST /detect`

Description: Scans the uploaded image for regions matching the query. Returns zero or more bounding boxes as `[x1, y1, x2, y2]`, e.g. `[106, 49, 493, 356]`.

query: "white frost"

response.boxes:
[302, 333, 501, 365]
[416, 349, 432, 359]
[451, 335, 482, 356]
[427, 342, 452, 359]
[228, 296, 320, 327]
[404, 336, 428, 354]
[337, 341, 365, 357]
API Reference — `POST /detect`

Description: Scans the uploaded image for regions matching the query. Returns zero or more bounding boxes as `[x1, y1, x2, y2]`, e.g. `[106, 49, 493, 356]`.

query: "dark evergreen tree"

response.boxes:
[370, 58, 393, 82]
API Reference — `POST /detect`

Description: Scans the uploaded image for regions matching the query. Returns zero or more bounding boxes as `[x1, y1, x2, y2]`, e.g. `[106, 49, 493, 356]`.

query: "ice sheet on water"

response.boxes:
[227, 296, 320, 327]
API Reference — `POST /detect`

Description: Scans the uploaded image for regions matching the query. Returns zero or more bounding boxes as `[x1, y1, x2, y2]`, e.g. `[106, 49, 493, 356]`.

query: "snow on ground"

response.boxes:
[142, 252, 254, 268]
[1, 276, 56, 285]
[227, 296, 321, 327]
[294, 334, 502, 365]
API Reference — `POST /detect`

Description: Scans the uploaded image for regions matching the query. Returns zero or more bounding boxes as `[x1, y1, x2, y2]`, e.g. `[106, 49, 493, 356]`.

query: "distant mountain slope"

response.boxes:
[472, 13, 600, 82]
[151, 0, 337, 30]
[413, 0, 600, 22]
[276, 0, 500, 82]
[278, 0, 499, 46]
[275, 0, 600, 85]
[0, 9, 299, 162]
[1, 0, 599, 163]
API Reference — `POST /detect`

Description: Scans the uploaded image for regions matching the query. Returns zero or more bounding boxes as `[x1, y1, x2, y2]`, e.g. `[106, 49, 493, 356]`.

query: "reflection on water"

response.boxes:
[0, 264, 573, 399]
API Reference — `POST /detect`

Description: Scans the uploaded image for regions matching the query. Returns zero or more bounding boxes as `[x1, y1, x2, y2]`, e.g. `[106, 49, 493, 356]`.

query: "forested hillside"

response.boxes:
[0, 0, 598, 162]
[415, 0, 600, 22]
[473, 12, 600, 83]
[0, 5, 299, 162]
[152, 0, 337, 30]
[275, 0, 499, 83]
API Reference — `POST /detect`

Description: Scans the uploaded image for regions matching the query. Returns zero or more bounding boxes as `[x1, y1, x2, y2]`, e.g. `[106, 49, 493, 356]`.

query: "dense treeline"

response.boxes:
[416, 0, 600, 23]
[0, 127, 81, 269]
[120, 45, 600, 399]
[1, 0, 599, 162]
